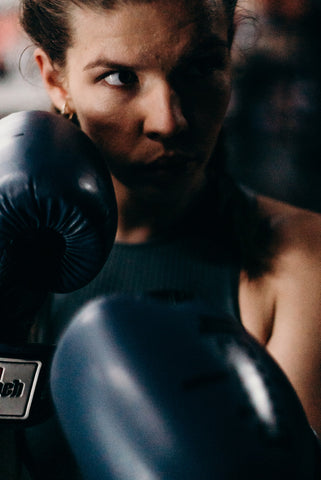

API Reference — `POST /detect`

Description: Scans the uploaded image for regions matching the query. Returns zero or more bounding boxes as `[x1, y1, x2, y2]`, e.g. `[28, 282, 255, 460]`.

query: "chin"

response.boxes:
[133, 173, 206, 207]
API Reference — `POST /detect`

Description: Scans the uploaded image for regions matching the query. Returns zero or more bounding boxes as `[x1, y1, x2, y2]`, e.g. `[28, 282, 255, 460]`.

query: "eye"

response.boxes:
[103, 70, 138, 87]
[185, 54, 228, 78]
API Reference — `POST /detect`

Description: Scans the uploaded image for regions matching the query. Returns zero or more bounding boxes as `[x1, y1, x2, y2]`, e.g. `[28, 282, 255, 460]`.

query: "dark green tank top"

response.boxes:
[39, 233, 241, 344]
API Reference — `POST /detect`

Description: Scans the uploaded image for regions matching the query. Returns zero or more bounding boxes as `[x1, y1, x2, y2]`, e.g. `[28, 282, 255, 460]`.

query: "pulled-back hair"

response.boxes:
[20, 0, 238, 66]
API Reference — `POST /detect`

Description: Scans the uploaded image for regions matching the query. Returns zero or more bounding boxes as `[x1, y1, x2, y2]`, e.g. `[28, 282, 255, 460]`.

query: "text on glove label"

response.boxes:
[0, 359, 42, 420]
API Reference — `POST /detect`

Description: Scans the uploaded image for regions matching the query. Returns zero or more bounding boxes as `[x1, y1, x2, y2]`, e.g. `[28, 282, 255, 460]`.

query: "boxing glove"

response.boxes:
[0, 110, 117, 423]
[51, 295, 319, 479]
[0, 110, 117, 296]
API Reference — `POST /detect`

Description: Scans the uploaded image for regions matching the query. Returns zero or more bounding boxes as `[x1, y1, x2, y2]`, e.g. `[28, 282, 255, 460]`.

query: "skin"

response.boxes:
[240, 197, 321, 437]
[36, 0, 232, 241]
[35, 0, 321, 437]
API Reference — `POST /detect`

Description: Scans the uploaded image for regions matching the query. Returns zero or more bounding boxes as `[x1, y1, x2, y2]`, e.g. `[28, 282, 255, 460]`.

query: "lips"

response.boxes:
[138, 154, 198, 174]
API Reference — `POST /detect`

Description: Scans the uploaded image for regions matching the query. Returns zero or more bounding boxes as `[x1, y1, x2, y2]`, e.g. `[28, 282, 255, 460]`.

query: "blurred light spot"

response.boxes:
[227, 344, 277, 429]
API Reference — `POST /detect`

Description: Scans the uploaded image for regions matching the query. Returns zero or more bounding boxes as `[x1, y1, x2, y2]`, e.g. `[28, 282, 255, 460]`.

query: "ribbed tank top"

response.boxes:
[41, 233, 242, 343]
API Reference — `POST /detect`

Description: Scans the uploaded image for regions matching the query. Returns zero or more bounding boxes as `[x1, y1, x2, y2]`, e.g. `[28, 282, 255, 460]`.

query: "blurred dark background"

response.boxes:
[0, 0, 320, 213]
[227, 0, 321, 213]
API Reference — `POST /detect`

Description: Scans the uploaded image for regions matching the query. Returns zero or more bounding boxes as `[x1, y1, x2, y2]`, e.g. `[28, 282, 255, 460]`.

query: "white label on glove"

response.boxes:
[0, 358, 41, 420]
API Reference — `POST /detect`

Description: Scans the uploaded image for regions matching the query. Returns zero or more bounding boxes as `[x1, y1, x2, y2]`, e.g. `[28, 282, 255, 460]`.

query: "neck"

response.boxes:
[111, 176, 203, 244]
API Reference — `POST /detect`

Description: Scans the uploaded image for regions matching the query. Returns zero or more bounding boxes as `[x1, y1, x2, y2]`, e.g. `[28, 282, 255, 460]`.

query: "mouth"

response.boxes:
[137, 153, 199, 176]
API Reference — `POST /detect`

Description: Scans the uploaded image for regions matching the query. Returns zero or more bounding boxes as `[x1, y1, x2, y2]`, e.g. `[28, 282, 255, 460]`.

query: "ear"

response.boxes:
[35, 48, 71, 113]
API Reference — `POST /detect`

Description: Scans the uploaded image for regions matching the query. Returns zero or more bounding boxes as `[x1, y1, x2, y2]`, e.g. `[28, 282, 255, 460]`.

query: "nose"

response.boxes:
[142, 80, 188, 140]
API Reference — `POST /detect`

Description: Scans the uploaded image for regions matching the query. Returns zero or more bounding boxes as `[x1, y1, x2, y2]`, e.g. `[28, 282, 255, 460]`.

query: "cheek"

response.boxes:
[190, 77, 231, 156]
[68, 76, 139, 154]
[77, 107, 139, 157]
[203, 76, 231, 119]
[185, 73, 231, 129]
[191, 94, 230, 154]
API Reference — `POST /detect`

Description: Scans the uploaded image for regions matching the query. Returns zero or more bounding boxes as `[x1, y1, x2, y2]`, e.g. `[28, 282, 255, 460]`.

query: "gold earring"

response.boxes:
[61, 102, 74, 120]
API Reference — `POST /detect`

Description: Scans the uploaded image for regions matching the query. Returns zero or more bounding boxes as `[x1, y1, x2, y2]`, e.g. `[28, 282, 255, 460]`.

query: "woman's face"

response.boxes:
[54, 0, 232, 199]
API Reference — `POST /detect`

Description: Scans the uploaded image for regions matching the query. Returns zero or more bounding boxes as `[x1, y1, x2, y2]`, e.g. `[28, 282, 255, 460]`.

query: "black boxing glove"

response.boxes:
[51, 295, 319, 479]
[0, 110, 117, 423]
[0, 110, 117, 296]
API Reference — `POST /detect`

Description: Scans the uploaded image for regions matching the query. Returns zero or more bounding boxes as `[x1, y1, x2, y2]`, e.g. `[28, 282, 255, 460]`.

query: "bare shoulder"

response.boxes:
[257, 195, 321, 258]
[239, 194, 321, 343]
[240, 194, 321, 434]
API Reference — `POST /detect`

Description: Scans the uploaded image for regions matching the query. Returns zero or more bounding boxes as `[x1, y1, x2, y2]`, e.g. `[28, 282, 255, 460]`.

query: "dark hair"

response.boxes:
[20, 0, 238, 66]
[205, 128, 274, 280]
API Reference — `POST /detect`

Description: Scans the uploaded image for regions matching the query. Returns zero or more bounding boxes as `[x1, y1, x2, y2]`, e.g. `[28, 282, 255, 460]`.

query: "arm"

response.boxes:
[240, 197, 321, 438]
[266, 209, 321, 438]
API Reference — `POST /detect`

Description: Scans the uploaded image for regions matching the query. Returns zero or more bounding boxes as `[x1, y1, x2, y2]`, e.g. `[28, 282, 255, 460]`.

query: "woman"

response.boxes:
[18, 0, 321, 477]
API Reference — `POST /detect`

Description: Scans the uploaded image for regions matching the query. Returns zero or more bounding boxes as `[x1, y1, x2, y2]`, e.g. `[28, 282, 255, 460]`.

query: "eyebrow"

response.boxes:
[176, 35, 229, 69]
[189, 35, 229, 54]
[83, 58, 131, 72]
[83, 34, 228, 72]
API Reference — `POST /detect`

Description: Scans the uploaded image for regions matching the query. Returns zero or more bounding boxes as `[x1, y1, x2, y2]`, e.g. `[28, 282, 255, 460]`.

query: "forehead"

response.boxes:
[67, 0, 229, 68]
